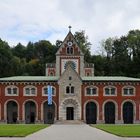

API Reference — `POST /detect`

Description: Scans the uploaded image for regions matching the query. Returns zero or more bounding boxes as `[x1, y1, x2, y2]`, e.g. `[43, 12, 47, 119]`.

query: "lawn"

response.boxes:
[0, 124, 48, 137]
[93, 124, 140, 137]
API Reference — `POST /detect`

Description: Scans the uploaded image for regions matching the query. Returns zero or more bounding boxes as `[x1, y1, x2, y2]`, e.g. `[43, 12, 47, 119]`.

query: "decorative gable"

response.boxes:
[56, 31, 84, 56]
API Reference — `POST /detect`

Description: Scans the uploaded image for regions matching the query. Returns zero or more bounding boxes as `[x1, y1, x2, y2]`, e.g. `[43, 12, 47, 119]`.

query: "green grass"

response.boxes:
[93, 124, 140, 137]
[0, 124, 48, 137]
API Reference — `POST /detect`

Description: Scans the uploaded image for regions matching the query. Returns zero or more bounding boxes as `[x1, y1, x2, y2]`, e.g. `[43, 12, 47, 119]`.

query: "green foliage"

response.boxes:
[0, 30, 140, 77]
[0, 124, 48, 137]
[74, 30, 92, 61]
[94, 124, 140, 137]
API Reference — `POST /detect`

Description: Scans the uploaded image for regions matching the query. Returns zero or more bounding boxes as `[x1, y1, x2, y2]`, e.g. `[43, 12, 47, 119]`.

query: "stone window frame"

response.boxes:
[23, 85, 37, 96]
[66, 46, 74, 55]
[103, 86, 117, 96]
[122, 86, 136, 96]
[5, 85, 19, 96]
[42, 86, 56, 96]
[65, 85, 75, 95]
[85, 86, 98, 96]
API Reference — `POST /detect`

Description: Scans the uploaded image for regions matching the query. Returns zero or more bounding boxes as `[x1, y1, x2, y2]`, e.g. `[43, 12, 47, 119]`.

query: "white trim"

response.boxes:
[42, 86, 56, 96]
[23, 85, 37, 96]
[84, 86, 98, 96]
[121, 99, 136, 122]
[22, 99, 38, 121]
[122, 86, 136, 96]
[84, 100, 99, 122]
[102, 100, 118, 122]
[41, 100, 57, 121]
[4, 99, 19, 122]
[5, 85, 19, 96]
[103, 86, 117, 96]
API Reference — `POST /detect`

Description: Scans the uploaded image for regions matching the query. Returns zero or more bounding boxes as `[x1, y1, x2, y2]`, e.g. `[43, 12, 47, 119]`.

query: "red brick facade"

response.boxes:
[0, 31, 140, 124]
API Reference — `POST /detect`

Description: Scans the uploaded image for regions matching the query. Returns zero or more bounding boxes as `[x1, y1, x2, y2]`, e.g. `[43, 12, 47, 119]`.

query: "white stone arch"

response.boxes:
[22, 99, 38, 121]
[121, 99, 136, 122]
[102, 99, 118, 122]
[59, 97, 81, 120]
[41, 100, 57, 121]
[4, 99, 19, 122]
[83, 99, 99, 122]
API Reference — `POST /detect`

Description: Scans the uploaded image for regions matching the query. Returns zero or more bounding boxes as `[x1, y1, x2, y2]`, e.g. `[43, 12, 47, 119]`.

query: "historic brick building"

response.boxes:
[0, 30, 140, 124]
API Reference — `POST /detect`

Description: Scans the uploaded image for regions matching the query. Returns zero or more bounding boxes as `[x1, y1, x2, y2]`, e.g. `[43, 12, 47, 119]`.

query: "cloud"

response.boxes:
[0, 0, 140, 54]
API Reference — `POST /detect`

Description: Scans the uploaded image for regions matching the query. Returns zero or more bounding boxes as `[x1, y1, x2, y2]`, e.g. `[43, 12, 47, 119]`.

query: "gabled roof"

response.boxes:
[56, 31, 84, 55]
[0, 76, 140, 82]
[58, 63, 82, 83]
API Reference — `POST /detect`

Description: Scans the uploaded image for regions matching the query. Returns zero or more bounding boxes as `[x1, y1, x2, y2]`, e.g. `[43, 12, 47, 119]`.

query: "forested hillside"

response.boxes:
[0, 30, 140, 78]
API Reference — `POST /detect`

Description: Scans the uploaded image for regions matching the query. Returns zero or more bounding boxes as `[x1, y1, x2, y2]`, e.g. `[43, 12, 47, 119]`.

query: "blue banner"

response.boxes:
[48, 85, 52, 105]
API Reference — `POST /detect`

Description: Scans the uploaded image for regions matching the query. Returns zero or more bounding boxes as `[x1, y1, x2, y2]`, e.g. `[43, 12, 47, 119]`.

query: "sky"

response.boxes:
[0, 0, 140, 54]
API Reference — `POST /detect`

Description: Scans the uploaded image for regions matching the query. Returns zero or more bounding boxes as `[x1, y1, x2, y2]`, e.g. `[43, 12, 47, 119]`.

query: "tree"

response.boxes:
[74, 30, 92, 62]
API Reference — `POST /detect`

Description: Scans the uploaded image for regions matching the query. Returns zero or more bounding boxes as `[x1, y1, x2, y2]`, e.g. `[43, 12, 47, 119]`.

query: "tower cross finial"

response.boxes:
[68, 25, 72, 32]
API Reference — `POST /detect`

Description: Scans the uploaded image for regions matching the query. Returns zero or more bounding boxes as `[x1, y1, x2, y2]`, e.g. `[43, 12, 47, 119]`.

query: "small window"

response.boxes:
[66, 86, 75, 94]
[104, 86, 116, 96]
[7, 88, 12, 94]
[13, 88, 17, 94]
[86, 73, 90, 76]
[123, 86, 135, 96]
[50, 72, 54, 76]
[71, 86, 74, 94]
[69, 76, 72, 80]
[25, 88, 30, 95]
[66, 86, 70, 93]
[42, 86, 55, 96]
[44, 88, 48, 95]
[5, 86, 18, 96]
[67, 47, 73, 54]
[86, 87, 98, 96]
[31, 88, 36, 95]
[24, 86, 37, 96]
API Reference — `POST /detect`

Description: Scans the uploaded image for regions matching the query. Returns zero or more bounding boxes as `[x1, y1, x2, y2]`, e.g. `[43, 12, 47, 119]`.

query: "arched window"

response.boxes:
[66, 86, 70, 94]
[122, 86, 135, 96]
[5, 86, 19, 96]
[24, 86, 37, 96]
[67, 47, 73, 54]
[42, 86, 56, 96]
[104, 86, 116, 96]
[66, 86, 75, 94]
[85, 86, 98, 96]
[50, 72, 54, 76]
[71, 86, 74, 94]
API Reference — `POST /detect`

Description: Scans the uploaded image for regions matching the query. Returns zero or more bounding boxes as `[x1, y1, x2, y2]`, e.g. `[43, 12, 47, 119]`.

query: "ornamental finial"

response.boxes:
[68, 25, 72, 32]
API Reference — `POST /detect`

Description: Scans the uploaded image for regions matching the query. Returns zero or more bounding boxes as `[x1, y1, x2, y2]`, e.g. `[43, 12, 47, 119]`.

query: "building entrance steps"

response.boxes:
[55, 120, 85, 124]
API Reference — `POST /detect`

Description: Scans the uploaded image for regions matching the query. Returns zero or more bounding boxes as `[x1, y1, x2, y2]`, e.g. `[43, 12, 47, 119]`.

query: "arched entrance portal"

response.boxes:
[104, 102, 115, 124]
[86, 102, 97, 124]
[25, 101, 36, 124]
[60, 98, 80, 120]
[7, 101, 18, 123]
[123, 102, 133, 124]
[43, 101, 55, 124]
